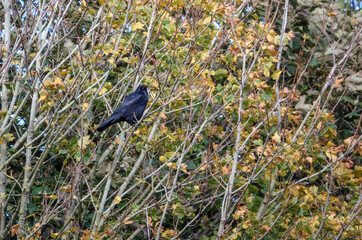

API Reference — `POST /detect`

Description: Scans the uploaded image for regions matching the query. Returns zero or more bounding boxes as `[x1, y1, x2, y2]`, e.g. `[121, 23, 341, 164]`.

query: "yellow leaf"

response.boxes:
[166, 162, 176, 169]
[344, 136, 356, 146]
[260, 225, 270, 232]
[132, 22, 144, 31]
[50, 231, 58, 238]
[293, 150, 301, 161]
[234, 205, 248, 219]
[242, 220, 251, 229]
[181, 163, 188, 173]
[38, 94, 47, 102]
[310, 215, 320, 231]
[297, 137, 304, 145]
[159, 156, 167, 162]
[272, 132, 281, 142]
[82, 103, 89, 111]
[3, 133, 14, 142]
[11, 59, 20, 65]
[59, 69, 70, 77]
[302, 34, 310, 40]
[49, 195, 58, 200]
[326, 151, 338, 161]
[103, 46, 114, 55]
[53, 76, 63, 86]
[129, 56, 138, 66]
[271, 70, 282, 80]
[241, 166, 249, 172]
[78, 135, 90, 149]
[202, 16, 212, 25]
[200, 51, 209, 61]
[199, 164, 209, 171]
[306, 157, 313, 163]
[107, 57, 116, 66]
[267, 33, 274, 43]
[113, 195, 122, 204]
[99, 87, 107, 96]
[134, 128, 141, 135]
[164, 151, 176, 160]
[162, 229, 177, 238]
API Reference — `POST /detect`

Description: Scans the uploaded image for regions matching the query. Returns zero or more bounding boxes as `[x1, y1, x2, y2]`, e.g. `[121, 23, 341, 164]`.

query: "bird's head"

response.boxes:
[136, 85, 148, 100]
[136, 85, 148, 92]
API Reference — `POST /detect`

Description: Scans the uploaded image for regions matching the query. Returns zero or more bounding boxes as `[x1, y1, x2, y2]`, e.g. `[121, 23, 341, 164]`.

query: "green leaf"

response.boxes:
[225, 94, 234, 102]
[74, 152, 82, 161]
[216, 84, 224, 91]
[253, 139, 263, 146]
[213, 69, 228, 79]
[83, 152, 92, 164]
[309, 58, 322, 67]
[59, 149, 68, 155]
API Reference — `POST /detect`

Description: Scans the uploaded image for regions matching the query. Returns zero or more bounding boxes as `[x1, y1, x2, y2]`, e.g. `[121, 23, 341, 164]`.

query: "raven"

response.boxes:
[96, 85, 148, 132]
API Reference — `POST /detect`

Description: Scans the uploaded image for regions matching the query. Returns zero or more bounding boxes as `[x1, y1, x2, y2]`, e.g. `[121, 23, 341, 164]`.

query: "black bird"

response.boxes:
[97, 85, 148, 132]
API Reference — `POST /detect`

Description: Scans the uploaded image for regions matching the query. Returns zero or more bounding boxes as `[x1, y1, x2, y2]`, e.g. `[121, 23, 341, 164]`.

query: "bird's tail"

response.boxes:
[96, 115, 117, 132]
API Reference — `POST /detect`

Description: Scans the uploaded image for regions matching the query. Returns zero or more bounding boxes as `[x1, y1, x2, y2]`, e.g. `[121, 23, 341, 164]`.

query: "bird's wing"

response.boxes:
[112, 92, 143, 116]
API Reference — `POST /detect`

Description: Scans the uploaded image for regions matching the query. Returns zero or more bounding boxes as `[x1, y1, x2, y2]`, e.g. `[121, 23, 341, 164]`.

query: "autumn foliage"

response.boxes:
[0, 0, 361, 239]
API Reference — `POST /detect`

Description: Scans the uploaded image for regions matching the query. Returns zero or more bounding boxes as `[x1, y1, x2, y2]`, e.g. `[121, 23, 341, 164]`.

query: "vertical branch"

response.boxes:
[156, 105, 221, 240]
[218, 90, 243, 236]
[90, 130, 126, 236]
[0, 0, 11, 236]
[256, 0, 290, 223]
[17, 0, 60, 235]
[18, 30, 43, 240]
[98, 111, 163, 231]
[135, 0, 159, 86]
[275, 0, 289, 128]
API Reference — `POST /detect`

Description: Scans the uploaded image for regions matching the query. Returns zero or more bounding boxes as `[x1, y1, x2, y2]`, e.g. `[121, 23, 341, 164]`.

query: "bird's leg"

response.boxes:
[132, 112, 140, 131]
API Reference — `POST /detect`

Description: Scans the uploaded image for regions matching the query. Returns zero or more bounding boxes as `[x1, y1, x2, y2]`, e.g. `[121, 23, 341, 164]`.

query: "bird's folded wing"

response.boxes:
[112, 93, 143, 115]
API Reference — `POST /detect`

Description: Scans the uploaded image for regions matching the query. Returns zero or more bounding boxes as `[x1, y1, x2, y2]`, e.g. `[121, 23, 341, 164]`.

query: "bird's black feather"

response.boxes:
[97, 85, 148, 132]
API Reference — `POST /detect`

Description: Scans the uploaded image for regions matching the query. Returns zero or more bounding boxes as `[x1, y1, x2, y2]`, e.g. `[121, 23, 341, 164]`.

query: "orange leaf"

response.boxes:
[123, 217, 133, 225]
[11, 224, 20, 237]
[333, 78, 343, 88]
